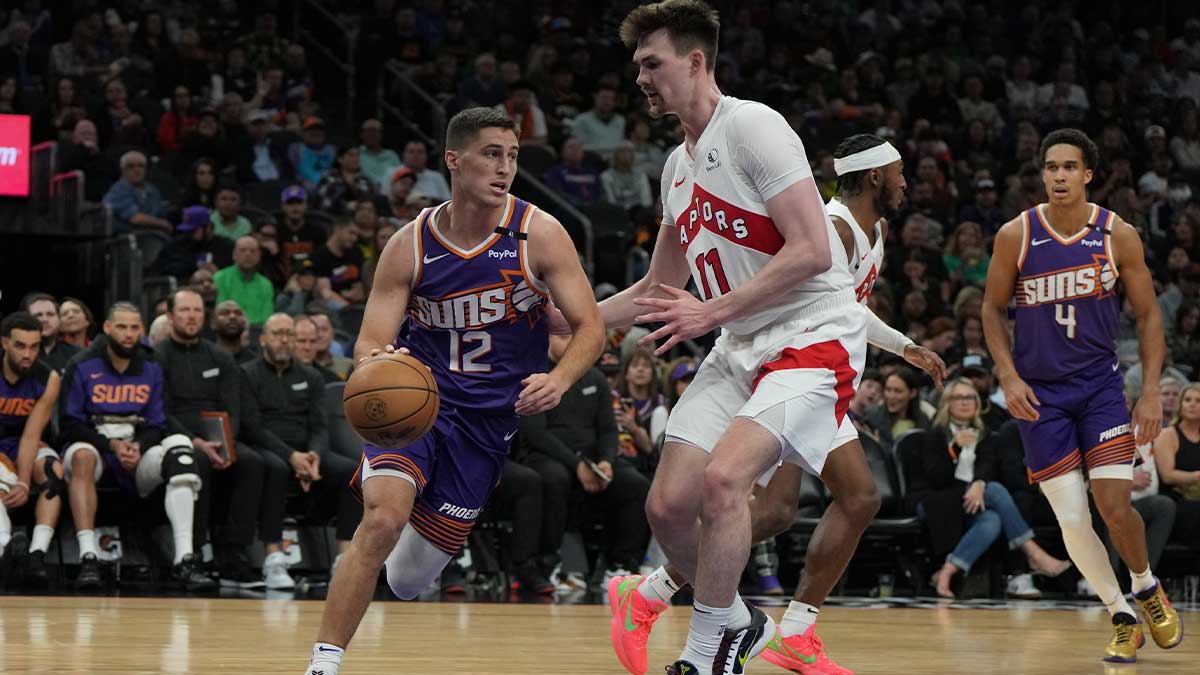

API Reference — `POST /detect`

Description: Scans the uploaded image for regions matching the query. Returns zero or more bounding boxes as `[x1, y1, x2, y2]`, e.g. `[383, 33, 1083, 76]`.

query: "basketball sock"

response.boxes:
[638, 566, 682, 605]
[780, 601, 820, 638]
[163, 483, 194, 565]
[1130, 567, 1156, 595]
[76, 529, 99, 558]
[307, 642, 343, 675]
[29, 524, 54, 554]
[1041, 471, 1133, 617]
[0, 505, 11, 551]
[681, 600, 744, 674]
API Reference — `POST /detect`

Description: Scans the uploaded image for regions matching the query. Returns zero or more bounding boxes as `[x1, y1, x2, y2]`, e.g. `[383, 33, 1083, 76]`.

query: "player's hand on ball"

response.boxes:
[1131, 391, 1162, 446]
[516, 372, 568, 415]
[634, 284, 715, 356]
[360, 344, 410, 364]
[999, 374, 1041, 422]
[903, 344, 948, 390]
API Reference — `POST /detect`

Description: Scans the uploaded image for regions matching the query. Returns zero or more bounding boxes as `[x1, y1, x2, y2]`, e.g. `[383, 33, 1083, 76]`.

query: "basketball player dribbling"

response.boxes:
[302, 108, 604, 675]
[605, 133, 947, 675]
[983, 128, 1183, 663]
[585, 2, 875, 673]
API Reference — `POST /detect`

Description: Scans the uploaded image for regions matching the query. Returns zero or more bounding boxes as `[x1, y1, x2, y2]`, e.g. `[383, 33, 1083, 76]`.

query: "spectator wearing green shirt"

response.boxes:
[357, 118, 400, 191]
[210, 184, 254, 241]
[215, 236, 275, 325]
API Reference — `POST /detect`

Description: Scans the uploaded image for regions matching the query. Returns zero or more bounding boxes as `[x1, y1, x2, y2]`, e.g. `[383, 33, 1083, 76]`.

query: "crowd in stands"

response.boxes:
[3, 0, 1200, 598]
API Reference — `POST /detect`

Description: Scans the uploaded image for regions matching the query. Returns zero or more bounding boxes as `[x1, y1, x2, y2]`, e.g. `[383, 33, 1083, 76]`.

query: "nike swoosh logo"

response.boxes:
[673, 177, 686, 188]
[90, 372, 103, 379]
[859, 253, 870, 261]
[423, 253, 450, 264]
[504, 430, 517, 442]
[316, 646, 340, 652]
[782, 641, 817, 664]
[1113, 362, 1120, 371]
[1030, 238, 1052, 246]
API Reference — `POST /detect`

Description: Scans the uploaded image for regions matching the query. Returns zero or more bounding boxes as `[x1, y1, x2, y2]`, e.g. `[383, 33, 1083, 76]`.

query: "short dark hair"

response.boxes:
[165, 288, 203, 314]
[106, 301, 142, 322]
[2, 311, 42, 338]
[216, 180, 241, 196]
[19, 292, 55, 311]
[446, 107, 520, 149]
[833, 134, 889, 197]
[1040, 128, 1099, 170]
[620, 0, 720, 73]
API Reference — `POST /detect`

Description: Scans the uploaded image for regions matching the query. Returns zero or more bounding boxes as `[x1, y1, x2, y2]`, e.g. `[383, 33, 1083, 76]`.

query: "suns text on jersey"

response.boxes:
[1018, 260, 1115, 307]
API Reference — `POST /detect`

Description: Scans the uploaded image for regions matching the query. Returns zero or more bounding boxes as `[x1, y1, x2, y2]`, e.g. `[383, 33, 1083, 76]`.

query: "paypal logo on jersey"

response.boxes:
[1081, 238, 1104, 248]
[487, 249, 518, 259]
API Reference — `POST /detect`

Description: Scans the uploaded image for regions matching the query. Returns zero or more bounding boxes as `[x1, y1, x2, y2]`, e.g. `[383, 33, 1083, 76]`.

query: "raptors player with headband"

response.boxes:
[983, 129, 1182, 662]
[601, 132, 947, 675]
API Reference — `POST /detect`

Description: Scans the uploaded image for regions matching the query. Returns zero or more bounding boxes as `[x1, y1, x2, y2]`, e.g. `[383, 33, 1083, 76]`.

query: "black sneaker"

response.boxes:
[173, 554, 218, 593]
[219, 551, 263, 589]
[665, 659, 701, 675]
[515, 561, 555, 595]
[75, 553, 103, 591]
[1, 531, 28, 586]
[713, 600, 776, 674]
[22, 550, 50, 587]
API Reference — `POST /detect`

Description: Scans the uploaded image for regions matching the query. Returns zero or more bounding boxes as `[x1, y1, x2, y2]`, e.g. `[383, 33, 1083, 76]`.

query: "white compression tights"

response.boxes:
[383, 526, 452, 600]
[1041, 470, 1133, 616]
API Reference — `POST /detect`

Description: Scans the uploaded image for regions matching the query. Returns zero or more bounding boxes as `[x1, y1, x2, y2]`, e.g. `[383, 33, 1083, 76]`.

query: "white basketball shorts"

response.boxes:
[665, 291, 867, 484]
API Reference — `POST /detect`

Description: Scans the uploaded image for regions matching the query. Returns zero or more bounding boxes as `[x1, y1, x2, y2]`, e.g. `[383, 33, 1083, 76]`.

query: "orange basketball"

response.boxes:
[343, 352, 440, 447]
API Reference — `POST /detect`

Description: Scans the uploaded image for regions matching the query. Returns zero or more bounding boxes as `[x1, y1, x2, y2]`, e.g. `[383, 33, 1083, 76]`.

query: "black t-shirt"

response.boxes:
[312, 243, 365, 294]
[276, 217, 328, 264]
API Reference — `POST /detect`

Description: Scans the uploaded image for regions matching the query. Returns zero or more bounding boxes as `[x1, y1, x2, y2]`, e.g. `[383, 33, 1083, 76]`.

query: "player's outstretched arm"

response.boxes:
[518, 212, 606, 415]
[982, 218, 1040, 421]
[354, 221, 417, 364]
[1113, 217, 1167, 445]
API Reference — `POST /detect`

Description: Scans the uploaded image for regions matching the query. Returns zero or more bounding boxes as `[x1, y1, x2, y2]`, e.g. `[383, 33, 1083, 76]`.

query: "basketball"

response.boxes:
[343, 352, 440, 448]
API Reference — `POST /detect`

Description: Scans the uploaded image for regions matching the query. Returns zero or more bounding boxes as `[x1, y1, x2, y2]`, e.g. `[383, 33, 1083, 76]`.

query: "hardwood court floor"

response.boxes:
[0, 595, 1195, 674]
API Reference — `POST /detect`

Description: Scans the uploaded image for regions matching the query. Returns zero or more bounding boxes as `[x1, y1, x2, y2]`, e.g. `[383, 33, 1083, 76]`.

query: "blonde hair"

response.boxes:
[1173, 382, 1200, 426]
[945, 221, 983, 256]
[933, 377, 984, 432]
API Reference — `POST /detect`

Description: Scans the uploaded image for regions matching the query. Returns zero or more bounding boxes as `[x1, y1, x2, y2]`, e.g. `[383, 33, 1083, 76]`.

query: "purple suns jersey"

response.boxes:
[0, 355, 52, 457]
[1012, 203, 1121, 383]
[398, 194, 551, 413]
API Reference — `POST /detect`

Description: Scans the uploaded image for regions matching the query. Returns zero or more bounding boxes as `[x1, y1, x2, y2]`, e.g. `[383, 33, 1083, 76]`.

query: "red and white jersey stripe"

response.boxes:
[662, 96, 852, 335]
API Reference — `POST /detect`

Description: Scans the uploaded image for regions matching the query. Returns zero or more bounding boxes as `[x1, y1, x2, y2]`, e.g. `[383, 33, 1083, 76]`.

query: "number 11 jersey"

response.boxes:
[661, 95, 852, 336]
[1012, 203, 1121, 383]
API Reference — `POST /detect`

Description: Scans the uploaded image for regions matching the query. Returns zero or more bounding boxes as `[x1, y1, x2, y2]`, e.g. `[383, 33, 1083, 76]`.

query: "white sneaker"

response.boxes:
[263, 551, 296, 590]
[602, 566, 633, 587]
[550, 564, 588, 592]
[1077, 578, 1098, 598]
[1006, 573, 1042, 599]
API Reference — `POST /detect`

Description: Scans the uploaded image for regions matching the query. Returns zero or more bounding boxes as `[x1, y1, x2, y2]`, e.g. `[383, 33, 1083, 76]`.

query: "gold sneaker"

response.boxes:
[1103, 615, 1144, 663]
[1135, 580, 1185, 649]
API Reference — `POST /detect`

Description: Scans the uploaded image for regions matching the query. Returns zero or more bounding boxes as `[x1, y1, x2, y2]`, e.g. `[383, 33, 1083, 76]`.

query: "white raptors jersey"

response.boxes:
[824, 197, 885, 304]
[662, 96, 853, 335]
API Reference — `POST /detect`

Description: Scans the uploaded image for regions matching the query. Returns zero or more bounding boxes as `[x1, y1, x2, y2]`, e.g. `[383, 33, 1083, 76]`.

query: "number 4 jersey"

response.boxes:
[398, 194, 550, 413]
[1012, 203, 1121, 383]
[662, 95, 853, 336]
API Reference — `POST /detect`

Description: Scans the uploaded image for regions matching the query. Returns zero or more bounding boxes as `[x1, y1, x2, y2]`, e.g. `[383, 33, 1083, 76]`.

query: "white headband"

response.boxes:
[833, 142, 901, 176]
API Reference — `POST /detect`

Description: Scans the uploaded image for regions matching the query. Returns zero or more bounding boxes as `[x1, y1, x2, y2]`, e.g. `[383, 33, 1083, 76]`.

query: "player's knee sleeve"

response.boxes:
[1041, 470, 1092, 533]
[384, 526, 452, 600]
[160, 435, 201, 495]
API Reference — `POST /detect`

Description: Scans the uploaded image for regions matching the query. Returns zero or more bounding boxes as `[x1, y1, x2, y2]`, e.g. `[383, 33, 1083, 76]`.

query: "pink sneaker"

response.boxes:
[607, 574, 668, 675]
[760, 625, 854, 675]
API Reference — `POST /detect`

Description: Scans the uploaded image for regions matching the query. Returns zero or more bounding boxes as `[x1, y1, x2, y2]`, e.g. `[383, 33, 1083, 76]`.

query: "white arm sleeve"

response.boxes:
[865, 308, 913, 355]
[726, 103, 814, 201]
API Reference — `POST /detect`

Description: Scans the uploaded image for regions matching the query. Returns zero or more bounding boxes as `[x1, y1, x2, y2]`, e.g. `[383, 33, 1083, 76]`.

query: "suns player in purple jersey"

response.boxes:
[303, 108, 604, 675]
[983, 129, 1183, 663]
[0, 312, 66, 586]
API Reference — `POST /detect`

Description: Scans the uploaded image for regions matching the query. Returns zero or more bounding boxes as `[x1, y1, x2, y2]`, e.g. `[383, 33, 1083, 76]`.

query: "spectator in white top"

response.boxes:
[1005, 55, 1038, 112]
[1172, 52, 1200, 107]
[1171, 108, 1200, 175]
[569, 84, 626, 160]
[958, 74, 1002, 131]
[400, 140, 450, 202]
[495, 80, 548, 146]
[601, 141, 652, 212]
[1170, 19, 1200, 71]
[358, 118, 400, 191]
[1035, 62, 1089, 111]
[1138, 151, 1172, 200]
